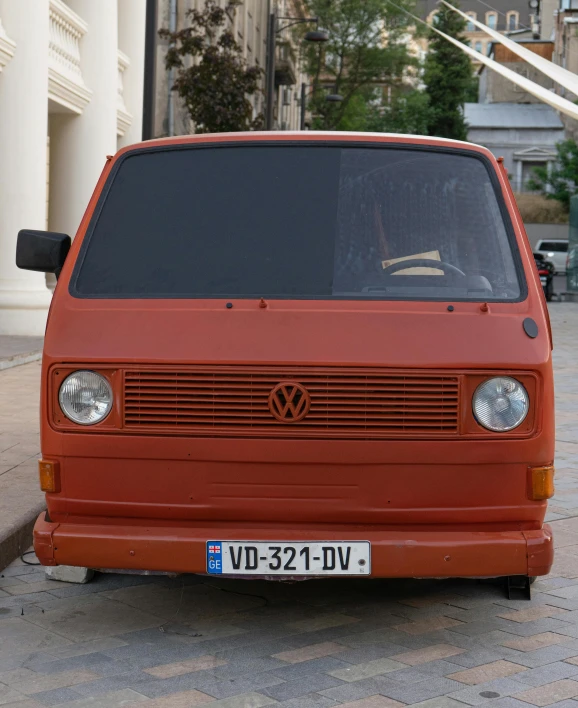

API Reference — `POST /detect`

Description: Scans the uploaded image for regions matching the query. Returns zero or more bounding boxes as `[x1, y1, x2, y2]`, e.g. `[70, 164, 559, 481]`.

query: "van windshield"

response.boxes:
[72, 144, 523, 301]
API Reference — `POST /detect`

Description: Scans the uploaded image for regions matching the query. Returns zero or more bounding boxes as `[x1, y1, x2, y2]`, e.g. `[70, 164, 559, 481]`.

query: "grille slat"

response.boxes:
[123, 402, 457, 415]
[124, 410, 458, 420]
[123, 367, 460, 439]
[124, 417, 457, 425]
[124, 385, 457, 396]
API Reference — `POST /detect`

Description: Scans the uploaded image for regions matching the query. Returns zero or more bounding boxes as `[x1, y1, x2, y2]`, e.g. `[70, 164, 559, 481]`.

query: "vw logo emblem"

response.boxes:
[268, 382, 311, 423]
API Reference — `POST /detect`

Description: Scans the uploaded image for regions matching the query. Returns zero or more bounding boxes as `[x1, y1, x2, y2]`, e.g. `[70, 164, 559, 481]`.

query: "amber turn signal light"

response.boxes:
[529, 465, 555, 501]
[38, 460, 60, 493]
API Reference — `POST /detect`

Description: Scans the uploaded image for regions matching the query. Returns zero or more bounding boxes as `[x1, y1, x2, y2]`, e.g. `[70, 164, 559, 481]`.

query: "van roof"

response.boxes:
[117, 131, 492, 161]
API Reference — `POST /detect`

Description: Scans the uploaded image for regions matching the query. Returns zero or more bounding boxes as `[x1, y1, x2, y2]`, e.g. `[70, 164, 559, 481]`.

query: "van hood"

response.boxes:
[44, 296, 550, 369]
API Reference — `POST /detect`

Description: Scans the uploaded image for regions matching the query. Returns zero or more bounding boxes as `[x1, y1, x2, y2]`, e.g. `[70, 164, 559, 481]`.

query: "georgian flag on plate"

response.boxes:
[207, 541, 223, 574]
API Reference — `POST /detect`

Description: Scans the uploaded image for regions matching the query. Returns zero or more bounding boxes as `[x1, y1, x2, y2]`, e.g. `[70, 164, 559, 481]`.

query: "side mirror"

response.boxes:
[16, 230, 71, 279]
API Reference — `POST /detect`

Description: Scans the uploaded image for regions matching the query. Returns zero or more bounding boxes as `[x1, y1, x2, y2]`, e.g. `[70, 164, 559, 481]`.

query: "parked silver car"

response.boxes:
[535, 239, 568, 274]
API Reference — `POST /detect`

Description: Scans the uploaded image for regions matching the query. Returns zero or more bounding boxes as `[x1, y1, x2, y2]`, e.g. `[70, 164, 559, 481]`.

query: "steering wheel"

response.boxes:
[381, 258, 467, 278]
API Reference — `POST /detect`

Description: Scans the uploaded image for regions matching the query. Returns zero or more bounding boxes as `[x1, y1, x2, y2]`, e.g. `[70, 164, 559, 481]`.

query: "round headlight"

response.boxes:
[59, 371, 113, 425]
[473, 376, 529, 432]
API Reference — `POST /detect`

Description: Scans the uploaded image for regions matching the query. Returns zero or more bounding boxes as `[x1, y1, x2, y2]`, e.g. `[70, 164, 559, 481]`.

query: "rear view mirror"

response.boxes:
[16, 230, 71, 279]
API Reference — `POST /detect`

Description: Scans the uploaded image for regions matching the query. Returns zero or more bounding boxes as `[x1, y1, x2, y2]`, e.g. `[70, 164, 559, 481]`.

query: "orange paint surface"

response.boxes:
[34, 132, 554, 578]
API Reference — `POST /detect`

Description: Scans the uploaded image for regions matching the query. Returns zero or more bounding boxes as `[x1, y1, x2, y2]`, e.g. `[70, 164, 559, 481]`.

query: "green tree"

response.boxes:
[527, 140, 578, 211]
[302, 0, 415, 131]
[422, 1, 474, 140]
[365, 88, 431, 135]
[160, 0, 263, 134]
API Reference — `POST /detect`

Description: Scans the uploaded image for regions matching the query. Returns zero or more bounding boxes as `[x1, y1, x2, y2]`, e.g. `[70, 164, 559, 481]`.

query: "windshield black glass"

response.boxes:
[72, 145, 523, 301]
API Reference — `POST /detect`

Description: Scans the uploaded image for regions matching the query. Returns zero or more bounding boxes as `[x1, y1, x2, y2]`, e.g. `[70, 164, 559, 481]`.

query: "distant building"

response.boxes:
[478, 40, 556, 103]
[417, 0, 533, 63]
[465, 103, 564, 190]
[148, 0, 309, 137]
[552, 2, 578, 137]
[554, 0, 578, 91]
[467, 38, 565, 193]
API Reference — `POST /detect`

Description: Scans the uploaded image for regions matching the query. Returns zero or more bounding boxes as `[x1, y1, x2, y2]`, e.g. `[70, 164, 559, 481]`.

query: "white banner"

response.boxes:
[441, 0, 578, 97]
[431, 24, 578, 120]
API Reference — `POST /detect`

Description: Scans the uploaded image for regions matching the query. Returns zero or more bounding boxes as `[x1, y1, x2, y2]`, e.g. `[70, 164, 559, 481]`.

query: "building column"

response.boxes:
[515, 159, 523, 192]
[48, 0, 118, 239]
[0, 0, 52, 336]
[117, 0, 146, 147]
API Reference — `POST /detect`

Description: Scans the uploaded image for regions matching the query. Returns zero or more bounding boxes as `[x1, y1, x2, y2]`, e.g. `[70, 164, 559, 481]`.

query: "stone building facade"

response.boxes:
[465, 102, 564, 191]
[552, 3, 578, 138]
[0, 0, 146, 336]
[469, 40, 565, 192]
[149, 0, 309, 137]
[418, 0, 533, 62]
[478, 40, 556, 103]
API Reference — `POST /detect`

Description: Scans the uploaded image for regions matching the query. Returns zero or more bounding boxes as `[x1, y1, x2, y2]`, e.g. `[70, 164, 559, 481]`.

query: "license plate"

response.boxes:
[206, 541, 371, 576]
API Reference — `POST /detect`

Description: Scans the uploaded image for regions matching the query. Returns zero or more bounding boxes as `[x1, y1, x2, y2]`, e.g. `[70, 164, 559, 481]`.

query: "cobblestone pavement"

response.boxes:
[1, 304, 578, 708]
[0, 361, 44, 569]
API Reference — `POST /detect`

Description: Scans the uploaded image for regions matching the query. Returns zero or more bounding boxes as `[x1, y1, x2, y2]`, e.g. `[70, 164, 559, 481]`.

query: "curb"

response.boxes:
[0, 503, 46, 572]
[0, 351, 42, 372]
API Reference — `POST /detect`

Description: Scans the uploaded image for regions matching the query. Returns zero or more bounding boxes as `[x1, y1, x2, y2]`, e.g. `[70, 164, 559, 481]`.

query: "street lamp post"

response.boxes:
[529, 0, 541, 38]
[264, 13, 328, 131]
[300, 81, 307, 130]
[265, 11, 278, 132]
[299, 83, 344, 130]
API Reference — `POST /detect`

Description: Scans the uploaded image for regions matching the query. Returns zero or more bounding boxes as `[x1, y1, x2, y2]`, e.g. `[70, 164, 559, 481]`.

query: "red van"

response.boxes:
[17, 132, 555, 589]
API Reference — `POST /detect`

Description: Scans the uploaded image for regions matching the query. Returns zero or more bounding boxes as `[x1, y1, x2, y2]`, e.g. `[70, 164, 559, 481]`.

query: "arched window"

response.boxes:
[507, 12, 518, 30]
[466, 12, 476, 30]
[486, 12, 497, 29]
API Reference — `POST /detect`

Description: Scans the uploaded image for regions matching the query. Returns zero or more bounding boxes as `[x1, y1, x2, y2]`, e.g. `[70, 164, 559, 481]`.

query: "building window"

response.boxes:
[466, 12, 476, 31]
[486, 12, 497, 29]
[507, 12, 518, 31]
[474, 41, 483, 52]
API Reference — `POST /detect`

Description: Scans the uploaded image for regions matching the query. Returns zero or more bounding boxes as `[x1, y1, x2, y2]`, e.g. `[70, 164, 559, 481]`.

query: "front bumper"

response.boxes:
[34, 513, 553, 578]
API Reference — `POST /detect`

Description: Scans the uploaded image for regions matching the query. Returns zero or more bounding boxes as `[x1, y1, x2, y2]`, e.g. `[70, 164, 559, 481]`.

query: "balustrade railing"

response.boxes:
[48, 0, 91, 113]
[49, 0, 86, 85]
[0, 17, 16, 72]
[117, 50, 132, 137]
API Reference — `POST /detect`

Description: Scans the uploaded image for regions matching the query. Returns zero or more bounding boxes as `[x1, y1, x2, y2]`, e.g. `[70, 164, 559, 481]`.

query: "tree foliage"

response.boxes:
[527, 140, 578, 211]
[366, 88, 431, 135]
[301, 0, 415, 131]
[322, 85, 431, 135]
[422, 1, 474, 140]
[160, 0, 263, 134]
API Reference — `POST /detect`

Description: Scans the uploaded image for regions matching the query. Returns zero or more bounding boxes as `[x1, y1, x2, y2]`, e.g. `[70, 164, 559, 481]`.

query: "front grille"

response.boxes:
[123, 367, 460, 439]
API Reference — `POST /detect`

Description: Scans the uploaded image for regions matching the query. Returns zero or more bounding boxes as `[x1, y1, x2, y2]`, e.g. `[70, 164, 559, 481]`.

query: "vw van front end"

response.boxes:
[21, 133, 554, 581]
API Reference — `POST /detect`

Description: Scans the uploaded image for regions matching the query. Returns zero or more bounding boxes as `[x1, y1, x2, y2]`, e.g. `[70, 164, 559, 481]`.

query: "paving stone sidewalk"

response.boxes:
[0, 303, 577, 708]
[0, 360, 44, 570]
[0, 336, 43, 371]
